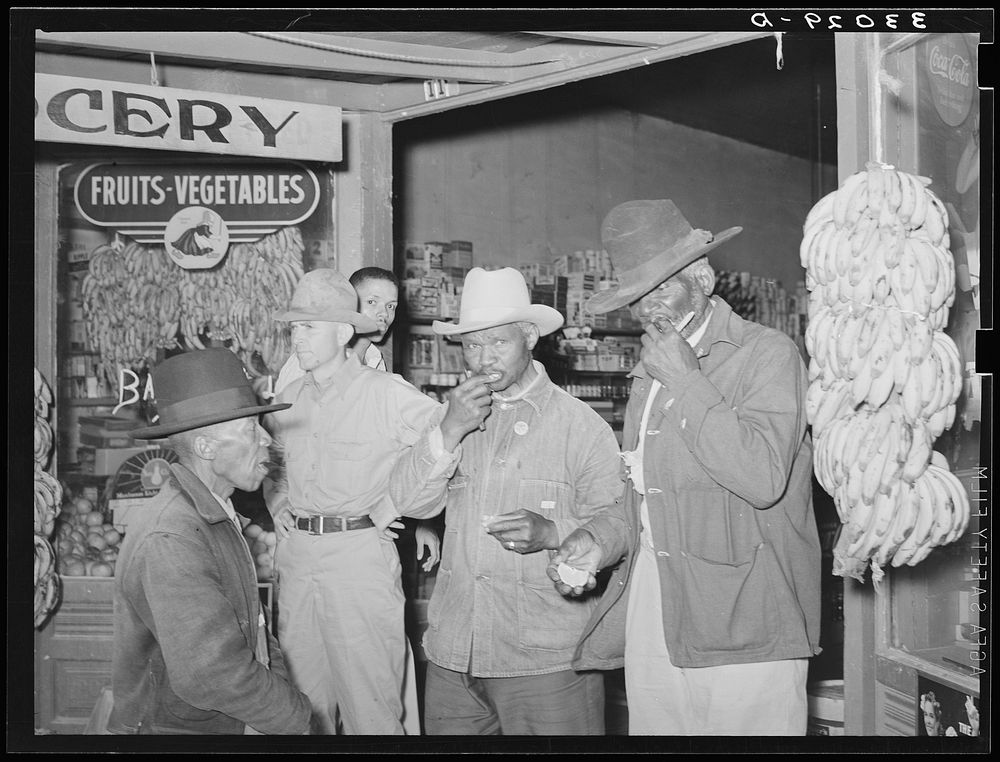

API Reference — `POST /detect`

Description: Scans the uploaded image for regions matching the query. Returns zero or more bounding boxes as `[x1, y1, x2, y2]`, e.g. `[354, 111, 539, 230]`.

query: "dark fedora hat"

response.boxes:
[131, 348, 291, 439]
[586, 200, 742, 315]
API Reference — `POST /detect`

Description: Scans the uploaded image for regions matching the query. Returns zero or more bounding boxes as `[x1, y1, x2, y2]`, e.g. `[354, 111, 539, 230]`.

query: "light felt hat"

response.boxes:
[586, 200, 742, 315]
[132, 348, 290, 439]
[432, 267, 565, 337]
[274, 268, 378, 333]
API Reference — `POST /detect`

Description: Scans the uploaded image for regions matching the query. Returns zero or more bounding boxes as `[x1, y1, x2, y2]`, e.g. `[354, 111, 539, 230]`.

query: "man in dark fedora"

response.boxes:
[264, 268, 461, 735]
[547, 200, 821, 735]
[108, 347, 311, 735]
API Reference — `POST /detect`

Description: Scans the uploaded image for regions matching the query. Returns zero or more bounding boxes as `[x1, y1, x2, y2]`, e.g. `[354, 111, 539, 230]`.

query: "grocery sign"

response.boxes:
[35, 74, 342, 161]
[74, 162, 321, 244]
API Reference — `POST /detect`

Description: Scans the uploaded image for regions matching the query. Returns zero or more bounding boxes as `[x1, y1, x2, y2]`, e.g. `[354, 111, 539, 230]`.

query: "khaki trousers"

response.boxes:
[274, 527, 420, 734]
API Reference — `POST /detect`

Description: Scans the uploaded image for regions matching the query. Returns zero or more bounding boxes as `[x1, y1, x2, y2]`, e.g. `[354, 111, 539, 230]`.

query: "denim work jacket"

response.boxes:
[108, 464, 310, 734]
[574, 297, 822, 670]
[417, 362, 624, 677]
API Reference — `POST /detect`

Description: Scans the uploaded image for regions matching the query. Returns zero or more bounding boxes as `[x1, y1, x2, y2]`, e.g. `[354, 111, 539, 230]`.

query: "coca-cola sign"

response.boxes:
[926, 35, 975, 127]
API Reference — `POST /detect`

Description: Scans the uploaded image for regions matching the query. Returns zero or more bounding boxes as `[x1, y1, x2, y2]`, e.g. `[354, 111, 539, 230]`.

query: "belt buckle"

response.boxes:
[306, 515, 322, 535]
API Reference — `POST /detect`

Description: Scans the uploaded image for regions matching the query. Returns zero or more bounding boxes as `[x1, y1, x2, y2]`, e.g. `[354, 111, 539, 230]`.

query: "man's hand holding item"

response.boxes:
[546, 528, 603, 596]
[484, 509, 558, 554]
[640, 318, 699, 388]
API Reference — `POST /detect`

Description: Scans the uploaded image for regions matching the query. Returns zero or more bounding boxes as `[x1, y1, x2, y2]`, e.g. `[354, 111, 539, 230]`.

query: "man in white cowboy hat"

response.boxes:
[395, 266, 623, 735]
[263, 268, 462, 735]
[547, 200, 821, 735]
[108, 348, 311, 735]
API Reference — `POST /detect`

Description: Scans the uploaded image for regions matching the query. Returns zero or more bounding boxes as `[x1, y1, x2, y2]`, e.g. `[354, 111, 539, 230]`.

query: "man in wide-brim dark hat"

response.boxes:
[548, 199, 821, 736]
[108, 347, 311, 735]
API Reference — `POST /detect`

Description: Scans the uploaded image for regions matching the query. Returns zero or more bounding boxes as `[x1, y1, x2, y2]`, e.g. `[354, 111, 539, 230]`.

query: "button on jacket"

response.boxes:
[419, 362, 624, 677]
[574, 297, 822, 670]
[108, 464, 310, 735]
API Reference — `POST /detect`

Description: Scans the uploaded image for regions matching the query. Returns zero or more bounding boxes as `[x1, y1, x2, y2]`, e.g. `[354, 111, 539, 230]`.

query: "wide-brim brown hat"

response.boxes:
[432, 267, 564, 337]
[131, 348, 290, 439]
[274, 268, 378, 333]
[586, 200, 742, 314]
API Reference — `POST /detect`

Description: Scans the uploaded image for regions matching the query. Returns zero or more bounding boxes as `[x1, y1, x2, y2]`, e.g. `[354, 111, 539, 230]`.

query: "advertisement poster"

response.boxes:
[917, 675, 980, 738]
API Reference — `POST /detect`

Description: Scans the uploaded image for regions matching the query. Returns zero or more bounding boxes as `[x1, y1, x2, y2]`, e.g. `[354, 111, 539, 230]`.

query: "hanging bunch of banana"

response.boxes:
[174, 225, 303, 374]
[34, 368, 61, 628]
[81, 240, 182, 388]
[81, 227, 304, 382]
[801, 162, 968, 584]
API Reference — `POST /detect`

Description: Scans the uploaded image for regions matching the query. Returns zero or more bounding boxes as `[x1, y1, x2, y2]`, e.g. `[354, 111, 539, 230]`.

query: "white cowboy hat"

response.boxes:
[432, 267, 565, 337]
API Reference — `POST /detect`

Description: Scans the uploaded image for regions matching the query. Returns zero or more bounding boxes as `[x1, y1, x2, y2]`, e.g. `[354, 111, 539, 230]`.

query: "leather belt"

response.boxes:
[294, 515, 375, 534]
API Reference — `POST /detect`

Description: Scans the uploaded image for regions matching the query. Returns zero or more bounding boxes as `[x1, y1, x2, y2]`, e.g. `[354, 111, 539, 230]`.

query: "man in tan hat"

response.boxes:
[109, 348, 310, 735]
[395, 266, 623, 735]
[547, 200, 821, 735]
[263, 268, 461, 735]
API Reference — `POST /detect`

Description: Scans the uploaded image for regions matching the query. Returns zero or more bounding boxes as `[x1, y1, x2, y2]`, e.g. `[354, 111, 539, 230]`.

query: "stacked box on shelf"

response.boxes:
[444, 240, 473, 271]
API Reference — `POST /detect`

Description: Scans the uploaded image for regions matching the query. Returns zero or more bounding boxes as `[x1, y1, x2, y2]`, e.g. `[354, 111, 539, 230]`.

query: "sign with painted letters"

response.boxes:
[73, 162, 321, 245]
[35, 73, 342, 162]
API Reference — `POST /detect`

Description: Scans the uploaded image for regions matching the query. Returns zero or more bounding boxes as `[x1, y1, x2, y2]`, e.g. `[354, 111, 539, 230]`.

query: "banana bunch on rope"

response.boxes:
[82, 241, 181, 388]
[81, 227, 304, 383]
[801, 162, 968, 584]
[33, 368, 61, 628]
[175, 225, 302, 374]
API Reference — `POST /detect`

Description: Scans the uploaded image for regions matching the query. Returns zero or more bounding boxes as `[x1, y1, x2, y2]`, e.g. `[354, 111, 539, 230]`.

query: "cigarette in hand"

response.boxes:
[653, 311, 696, 333]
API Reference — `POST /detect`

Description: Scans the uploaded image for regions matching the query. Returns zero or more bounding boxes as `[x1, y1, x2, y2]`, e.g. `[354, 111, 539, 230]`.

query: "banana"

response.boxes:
[866, 164, 886, 215]
[892, 473, 938, 566]
[858, 404, 894, 465]
[917, 351, 940, 415]
[901, 419, 932, 482]
[814, 429, 836, 495]
[867, 355, 897, 409]
[908, 319, 934, 364]
[829, 417, 852, 487]
[874, 481, 918, 568]
[855, 308, 885, 357]
[849, 481, 900, 560]
[863, 320, 895, 402]
[844, 459, 866, 509]
[939, 467, 970, 544]
[845, 182, 869, 227]
[853, 347, 877, 409]
[810, 379, 852, 436]
[836, 310, 865, 376]
[834, 226, 854, 278]
[907, 173, 930, 230]
[898, 168, 916, 222]
[878, 225, 902, 269]
[840, 411, 868, 471]
[923, 192, 948, 246]
[823, 228, 844, 285]
[849, 308, 879, 379]
[886, 169, 903, 215]
[911, 237, 941, 301]
[848, 231, 874, 287]
[833, 171, 868, 229]
[933, 331, 962, 407]
[896, 247, 918, 297]
[802, 218, 832, 273]
[924, 466, 955, 547]
[861, 431, 893, 506]
[926, 404, 950, 440]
